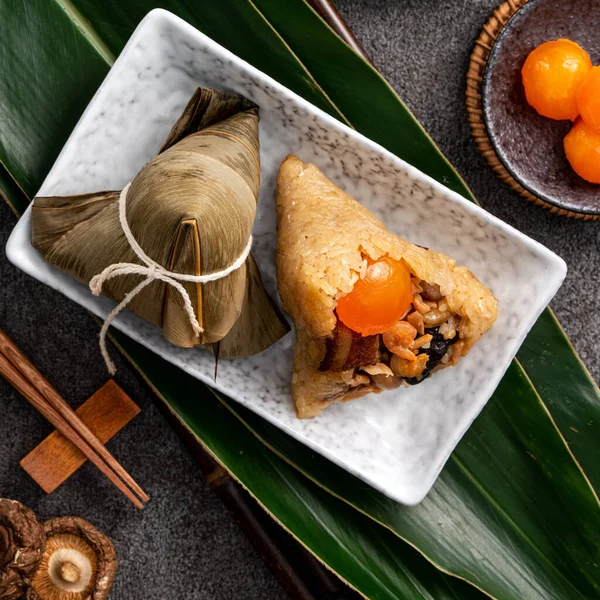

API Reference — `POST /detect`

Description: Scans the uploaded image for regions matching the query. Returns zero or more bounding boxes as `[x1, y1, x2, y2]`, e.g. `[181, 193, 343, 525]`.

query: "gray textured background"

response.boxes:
[0, 1, 598, 599]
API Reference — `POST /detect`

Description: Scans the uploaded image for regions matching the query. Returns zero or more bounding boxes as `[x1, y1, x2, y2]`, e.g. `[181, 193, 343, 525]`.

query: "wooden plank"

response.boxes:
[20, 380, 140, 493]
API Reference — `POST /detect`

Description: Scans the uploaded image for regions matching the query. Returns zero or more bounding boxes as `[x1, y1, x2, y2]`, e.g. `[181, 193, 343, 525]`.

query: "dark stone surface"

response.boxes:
[0, 2, 598, 599]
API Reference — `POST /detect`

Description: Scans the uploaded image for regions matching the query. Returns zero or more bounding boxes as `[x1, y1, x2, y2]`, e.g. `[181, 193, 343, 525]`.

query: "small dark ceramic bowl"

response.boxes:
[482, 0, 600, 218]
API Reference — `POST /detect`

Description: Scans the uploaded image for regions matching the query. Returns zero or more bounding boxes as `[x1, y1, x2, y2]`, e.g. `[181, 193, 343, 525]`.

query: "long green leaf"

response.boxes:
[0, 1, 489, 598]
[64, 0, 346, 121]
[109, 330, 485, 600]
[0, 0, 110, 197]
[1, 0, 599, 598]
[516, 311, 600, 492]
[66, 0, 600, 502]
[252, 0, 473, 198]
[215, 374, 600, 599]
[0, 162, 28, 216]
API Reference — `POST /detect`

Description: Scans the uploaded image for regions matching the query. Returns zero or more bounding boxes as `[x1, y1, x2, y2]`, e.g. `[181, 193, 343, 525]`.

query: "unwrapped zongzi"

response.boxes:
[276, 156, 498, 418]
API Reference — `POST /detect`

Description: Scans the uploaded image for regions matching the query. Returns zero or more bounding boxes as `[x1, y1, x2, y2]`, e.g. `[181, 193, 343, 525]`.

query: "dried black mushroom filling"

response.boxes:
[320, 280, 464, 389]
[404, 327, 458, 385]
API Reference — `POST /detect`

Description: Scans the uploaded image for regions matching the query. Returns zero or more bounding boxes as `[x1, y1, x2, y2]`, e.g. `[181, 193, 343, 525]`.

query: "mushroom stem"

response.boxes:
[59, 561, 80, 584]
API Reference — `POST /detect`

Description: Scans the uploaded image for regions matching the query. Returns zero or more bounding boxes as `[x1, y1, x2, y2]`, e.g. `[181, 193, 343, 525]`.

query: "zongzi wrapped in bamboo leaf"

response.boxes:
[276, 155, 498, 419]
[32, 88, 289, 371]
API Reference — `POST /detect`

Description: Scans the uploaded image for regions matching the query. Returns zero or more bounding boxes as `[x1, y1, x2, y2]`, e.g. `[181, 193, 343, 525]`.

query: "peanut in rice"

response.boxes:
[420, 281, 443, 301]
[411, 277, 423, 295]
[423, 308, 452, 327]
[382, 321, 417, 358]
[411, 334, 433, 350]
[450, 341, 465, 366]
[439, 322, 457, 340]
[412, 293, 431, 314]
[391, 353, 429, 379]
[407, 311, 425, 335]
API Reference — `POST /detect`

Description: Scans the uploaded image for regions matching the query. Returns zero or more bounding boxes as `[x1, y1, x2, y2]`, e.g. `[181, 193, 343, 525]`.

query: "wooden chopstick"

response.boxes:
[0, 330, 148, 504]
[0, 333, 147, 508]
[0, 352, 143, 508]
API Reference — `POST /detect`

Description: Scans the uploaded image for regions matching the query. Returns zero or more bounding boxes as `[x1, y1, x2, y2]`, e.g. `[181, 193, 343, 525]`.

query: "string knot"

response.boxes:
[90, 182, 253, 374]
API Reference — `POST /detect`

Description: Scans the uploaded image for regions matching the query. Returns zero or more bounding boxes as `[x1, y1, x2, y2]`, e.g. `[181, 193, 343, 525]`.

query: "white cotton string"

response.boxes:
[89, 182, 253, 375]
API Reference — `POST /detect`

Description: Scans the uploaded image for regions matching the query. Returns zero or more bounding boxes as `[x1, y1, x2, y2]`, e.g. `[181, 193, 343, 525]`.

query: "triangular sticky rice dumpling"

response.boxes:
[32, 88, 289, 359]
[276, 155, 498, 418]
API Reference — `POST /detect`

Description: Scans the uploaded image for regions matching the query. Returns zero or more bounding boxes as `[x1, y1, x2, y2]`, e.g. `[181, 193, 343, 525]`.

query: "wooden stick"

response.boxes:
[306, 0, 374, 65]
[0, 329, 148, 504]
[0, 352, 144, 509]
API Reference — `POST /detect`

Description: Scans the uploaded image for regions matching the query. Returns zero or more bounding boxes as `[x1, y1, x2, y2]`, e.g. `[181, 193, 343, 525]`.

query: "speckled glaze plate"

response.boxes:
[6, 10, 566, 505]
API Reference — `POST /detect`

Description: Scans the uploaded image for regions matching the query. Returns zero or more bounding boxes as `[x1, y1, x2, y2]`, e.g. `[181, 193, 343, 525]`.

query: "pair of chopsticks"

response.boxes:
[0, 329, 148, 509]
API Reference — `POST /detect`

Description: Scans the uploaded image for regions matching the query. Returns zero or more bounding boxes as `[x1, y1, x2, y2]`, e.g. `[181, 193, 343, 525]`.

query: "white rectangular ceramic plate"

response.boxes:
[7, 9, 566, 505]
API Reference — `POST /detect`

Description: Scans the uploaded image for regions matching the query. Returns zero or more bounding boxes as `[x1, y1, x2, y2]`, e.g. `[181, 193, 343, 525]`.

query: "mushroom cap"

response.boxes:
[27, 517, 117, 600]
[0, 498, 46, 600]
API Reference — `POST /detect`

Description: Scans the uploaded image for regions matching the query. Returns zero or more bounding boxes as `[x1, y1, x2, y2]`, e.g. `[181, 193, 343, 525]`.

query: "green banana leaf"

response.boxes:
[214, 378, 600, 599]
[0, 3, 495, 598]
[0, 164, 28, 217]
[1, 0, 599, 598]
[0, 0, 111, 198]
[517, 312, 600, 491]
[67, 0, 600, 508]
[110, 330, 485, 600]
[63, 0, 600, 499]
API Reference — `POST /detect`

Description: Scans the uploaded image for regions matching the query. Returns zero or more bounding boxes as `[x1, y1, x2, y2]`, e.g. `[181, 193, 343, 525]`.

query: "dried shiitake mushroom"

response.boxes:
[27, 517, 117, 600]
[0, 499, 46, 600]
